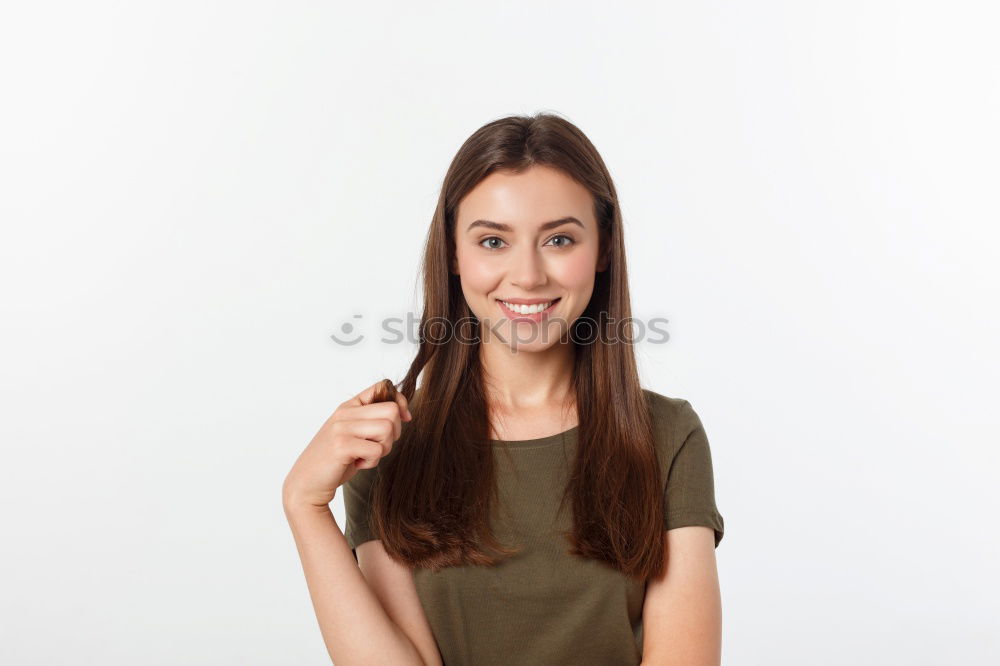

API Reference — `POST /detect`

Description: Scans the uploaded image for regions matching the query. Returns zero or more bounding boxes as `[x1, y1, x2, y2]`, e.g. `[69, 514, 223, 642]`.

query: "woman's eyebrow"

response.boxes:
[466, 216, 584, 233]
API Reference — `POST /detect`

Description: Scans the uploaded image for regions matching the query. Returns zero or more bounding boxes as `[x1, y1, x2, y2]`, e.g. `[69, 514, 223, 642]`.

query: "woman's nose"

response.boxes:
[509, 247, 547, 289]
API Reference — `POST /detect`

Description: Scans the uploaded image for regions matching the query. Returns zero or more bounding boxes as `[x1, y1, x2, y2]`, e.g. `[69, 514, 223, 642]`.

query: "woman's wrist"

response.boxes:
[282, 492, 336, 518]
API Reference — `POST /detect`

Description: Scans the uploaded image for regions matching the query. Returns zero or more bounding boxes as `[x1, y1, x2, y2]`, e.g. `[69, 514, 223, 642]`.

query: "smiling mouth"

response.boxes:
[496, 298, 561, 318]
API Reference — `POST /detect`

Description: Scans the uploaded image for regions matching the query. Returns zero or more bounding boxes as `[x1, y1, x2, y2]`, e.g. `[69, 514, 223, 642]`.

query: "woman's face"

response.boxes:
[453, 164, 608, 353]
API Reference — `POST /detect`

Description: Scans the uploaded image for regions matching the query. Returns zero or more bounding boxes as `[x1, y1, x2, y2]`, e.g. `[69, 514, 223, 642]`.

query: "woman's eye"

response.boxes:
[546, 234, 575, 248]
[480, 237, 506, 250]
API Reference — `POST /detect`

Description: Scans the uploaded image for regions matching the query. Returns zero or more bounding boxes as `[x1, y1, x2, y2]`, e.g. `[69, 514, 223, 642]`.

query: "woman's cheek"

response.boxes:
[455, 256, 499, 317]
[557, 251, 599, 291]
[458, 257, 499, 293]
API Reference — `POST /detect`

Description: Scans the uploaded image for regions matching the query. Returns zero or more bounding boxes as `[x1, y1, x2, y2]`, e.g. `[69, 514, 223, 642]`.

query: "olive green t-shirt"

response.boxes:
[342, 388, 724, 665]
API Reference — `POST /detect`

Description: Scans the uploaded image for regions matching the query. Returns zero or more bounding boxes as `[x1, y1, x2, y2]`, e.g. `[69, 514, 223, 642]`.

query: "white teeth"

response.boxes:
[501, 300, 552, 314]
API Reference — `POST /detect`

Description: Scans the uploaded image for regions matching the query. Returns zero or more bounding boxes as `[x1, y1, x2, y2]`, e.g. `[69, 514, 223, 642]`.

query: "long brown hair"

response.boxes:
[370, 112, 666, 580]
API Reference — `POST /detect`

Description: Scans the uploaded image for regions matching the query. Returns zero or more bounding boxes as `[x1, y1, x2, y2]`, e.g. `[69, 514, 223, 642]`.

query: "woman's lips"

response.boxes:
[496, 298, 561, 321]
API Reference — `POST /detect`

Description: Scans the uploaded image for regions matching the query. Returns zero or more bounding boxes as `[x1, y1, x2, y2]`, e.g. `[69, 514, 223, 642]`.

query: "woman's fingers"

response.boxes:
[347, 441, 388, 470]
[332, 418, 396, 457]
[338, 379, 409, 438]
[345, 379, 395, 408]
[335, 402, 400, 441]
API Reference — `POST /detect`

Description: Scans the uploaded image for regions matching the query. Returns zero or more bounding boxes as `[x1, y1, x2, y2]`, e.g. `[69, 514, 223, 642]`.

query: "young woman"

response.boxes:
[282, 113, 725, 666]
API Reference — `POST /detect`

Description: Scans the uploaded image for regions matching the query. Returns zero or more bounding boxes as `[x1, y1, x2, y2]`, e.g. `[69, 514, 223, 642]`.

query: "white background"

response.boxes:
[1, 2, 998, 664]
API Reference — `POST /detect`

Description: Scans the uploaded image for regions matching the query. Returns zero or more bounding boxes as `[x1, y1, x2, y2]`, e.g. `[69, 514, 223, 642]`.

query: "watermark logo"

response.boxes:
[329, 314, 365, 345]
[329, 312, 670, 349]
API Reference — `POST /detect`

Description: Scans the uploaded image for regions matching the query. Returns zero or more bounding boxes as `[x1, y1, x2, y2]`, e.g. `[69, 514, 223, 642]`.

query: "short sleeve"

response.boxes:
[664, 400, 725, 548]
[341, 463, 380, 559]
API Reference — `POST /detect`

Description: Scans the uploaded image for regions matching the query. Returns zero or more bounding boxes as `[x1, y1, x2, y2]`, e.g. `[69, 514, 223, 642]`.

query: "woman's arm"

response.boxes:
[640, 526, 722, 666]
[283, 498, 427, 665]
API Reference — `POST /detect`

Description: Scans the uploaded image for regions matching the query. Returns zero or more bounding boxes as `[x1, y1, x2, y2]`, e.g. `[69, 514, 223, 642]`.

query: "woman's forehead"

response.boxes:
[457, 167, 596, 230]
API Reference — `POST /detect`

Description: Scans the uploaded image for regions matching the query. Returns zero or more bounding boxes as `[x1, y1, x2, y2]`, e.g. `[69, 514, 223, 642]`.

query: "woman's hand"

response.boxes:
[282, 380, 412, 510]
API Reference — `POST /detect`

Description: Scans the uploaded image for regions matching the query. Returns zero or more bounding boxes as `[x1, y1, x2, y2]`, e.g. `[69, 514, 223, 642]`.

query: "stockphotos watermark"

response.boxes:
[330, 312, 670, 348]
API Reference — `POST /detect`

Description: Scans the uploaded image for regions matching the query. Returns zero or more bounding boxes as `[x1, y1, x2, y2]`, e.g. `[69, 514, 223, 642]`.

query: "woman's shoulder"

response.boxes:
[640, 388, 705, 454]
[641, 387, 692, 412]
[641, 387, 699, 422]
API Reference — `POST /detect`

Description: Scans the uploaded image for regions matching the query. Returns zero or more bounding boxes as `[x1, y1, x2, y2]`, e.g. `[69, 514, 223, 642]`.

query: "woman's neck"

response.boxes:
[479, 340, 576, 412]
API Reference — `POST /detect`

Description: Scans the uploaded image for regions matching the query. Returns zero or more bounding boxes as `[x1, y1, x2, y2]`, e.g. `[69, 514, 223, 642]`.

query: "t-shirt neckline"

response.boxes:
[489, 424, 579, 447]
